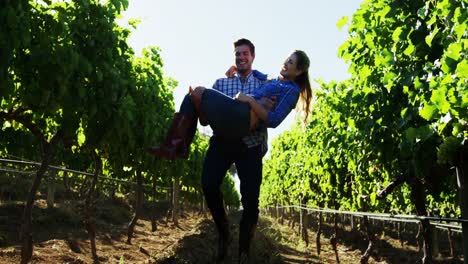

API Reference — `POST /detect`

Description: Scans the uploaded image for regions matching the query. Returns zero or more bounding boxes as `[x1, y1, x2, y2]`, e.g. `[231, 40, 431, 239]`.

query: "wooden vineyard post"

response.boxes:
[360, 216, 375, 264]
[151, 177, 158, 232]
[84, 152, 101, 263]
[127, 170, 144, 244]
[330, 213, 340, 263]
[316, 211, 323, 256]
[172, 174, 180, 226]
[46, 171, 56, 209]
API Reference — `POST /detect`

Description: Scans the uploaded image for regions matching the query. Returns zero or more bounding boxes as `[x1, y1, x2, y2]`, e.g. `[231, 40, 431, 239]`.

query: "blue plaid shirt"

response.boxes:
[212, 70, 268, 154]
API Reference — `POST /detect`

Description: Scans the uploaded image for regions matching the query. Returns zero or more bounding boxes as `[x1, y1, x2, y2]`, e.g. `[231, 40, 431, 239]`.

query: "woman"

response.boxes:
[147, 50, 312, 159]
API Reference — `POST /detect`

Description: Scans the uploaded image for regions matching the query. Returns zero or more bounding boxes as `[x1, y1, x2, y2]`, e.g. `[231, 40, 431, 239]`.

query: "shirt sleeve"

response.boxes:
[251, 81, 271, 100]
[212, 79, 221, 91]
[266, 86, 300, 128]
[252, 69, 268, 81]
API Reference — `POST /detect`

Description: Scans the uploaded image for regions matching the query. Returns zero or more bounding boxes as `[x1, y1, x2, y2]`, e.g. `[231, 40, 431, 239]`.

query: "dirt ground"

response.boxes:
[0, 197, 464, 263]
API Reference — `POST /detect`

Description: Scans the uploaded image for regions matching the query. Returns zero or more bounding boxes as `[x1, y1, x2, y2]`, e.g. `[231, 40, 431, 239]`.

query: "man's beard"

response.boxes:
[236, 67, 251, 75]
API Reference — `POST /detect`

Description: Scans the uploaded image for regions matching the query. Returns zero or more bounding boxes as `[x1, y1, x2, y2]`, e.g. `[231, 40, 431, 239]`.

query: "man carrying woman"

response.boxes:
[147, 38, 312, 263]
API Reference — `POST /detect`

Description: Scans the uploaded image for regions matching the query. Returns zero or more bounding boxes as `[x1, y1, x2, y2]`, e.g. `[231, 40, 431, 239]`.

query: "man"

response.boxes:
[201, 38, 273, 263]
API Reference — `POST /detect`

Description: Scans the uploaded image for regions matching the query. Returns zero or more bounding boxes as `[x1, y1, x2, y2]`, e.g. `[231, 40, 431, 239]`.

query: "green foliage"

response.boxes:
[437, 136, 463, 165]
[221, 173, 241, 209]
[261, 0, 466, 218]
[0, 0, 208, 212]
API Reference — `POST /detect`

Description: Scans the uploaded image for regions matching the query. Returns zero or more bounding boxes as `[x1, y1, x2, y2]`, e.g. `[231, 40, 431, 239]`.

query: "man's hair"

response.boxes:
[233, 38, 255, 55]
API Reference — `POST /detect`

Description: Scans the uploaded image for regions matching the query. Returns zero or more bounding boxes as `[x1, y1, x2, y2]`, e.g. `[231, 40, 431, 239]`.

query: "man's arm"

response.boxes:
[235, 92, 269, 122]
[259, 97, 277, 110]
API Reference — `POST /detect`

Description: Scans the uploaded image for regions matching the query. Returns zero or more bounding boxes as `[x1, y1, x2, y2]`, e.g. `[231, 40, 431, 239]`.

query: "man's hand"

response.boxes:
[225, 65, 237, 78]
[237, 92, 269, 123]
[235, 92, 253, 104]
[259, 96, 277, 110]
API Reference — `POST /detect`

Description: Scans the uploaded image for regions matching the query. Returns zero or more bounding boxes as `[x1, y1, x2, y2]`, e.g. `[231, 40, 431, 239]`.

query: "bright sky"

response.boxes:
[121, 0, 363, 148]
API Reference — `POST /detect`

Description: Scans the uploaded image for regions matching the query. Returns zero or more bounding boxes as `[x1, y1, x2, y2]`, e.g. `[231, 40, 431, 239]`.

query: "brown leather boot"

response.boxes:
[190, 87, 208, 126]
[146, 113, 197, 159]
[178, 114, 197, 159]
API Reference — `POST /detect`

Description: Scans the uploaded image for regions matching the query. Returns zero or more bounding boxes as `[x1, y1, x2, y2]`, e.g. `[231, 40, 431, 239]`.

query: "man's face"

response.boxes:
[234, 44, 254, 76]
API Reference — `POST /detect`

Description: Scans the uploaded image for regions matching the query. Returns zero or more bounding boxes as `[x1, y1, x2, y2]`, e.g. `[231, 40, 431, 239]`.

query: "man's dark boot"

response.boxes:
[238, 222, 256, 264]
[146, 113, 197, 159]
[239, 251, 249, 264]
[216, 231, 231, 263]
[215, 219, 231, 263]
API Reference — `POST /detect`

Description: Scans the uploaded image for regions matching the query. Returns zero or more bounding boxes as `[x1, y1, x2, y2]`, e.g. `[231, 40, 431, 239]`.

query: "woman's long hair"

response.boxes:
[292, 50, 313, 122]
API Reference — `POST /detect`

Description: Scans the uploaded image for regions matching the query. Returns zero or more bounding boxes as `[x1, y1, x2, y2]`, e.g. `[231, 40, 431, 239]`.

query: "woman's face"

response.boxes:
[280, 53, 302, 80]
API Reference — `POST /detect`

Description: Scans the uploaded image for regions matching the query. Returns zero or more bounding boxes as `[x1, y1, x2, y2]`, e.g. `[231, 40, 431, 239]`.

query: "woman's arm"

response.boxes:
[237, 84, 299, 128]
[235, 92, 269, 121]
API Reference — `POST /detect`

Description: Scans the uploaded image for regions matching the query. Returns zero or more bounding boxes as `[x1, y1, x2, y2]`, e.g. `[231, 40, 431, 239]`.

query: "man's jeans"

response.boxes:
[180, 88, 263, 252]
[202, 136, 263, 249]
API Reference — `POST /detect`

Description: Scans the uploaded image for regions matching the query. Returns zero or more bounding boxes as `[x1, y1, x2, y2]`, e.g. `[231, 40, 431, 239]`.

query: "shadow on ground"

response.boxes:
[0, 195, 170, 248]
[156, 211, 318, 264]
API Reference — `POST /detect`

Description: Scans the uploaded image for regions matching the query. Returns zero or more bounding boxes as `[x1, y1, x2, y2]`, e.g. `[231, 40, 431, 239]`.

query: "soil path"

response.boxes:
[0, 207, 332, 263]
[0, 200, 462, 263]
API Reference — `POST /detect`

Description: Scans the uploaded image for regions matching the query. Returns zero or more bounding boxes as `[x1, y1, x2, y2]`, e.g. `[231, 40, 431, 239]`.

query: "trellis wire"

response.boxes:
[0, 158, 171, 191]
[263, 205, 464, 232]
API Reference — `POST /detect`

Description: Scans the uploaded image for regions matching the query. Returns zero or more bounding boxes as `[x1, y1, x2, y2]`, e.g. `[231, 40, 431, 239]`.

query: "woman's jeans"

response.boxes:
[179, 89, 251, 141]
